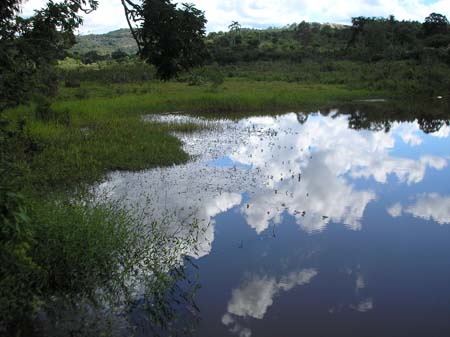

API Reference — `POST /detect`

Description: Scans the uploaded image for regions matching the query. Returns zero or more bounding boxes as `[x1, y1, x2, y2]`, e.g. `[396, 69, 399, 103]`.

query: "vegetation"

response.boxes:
[0, 1, 202, 335]
[70, 13, 450, 94]
[2, 0, 450, 335]
[70, 28, 137, 56]
[121, 0, 208, 79]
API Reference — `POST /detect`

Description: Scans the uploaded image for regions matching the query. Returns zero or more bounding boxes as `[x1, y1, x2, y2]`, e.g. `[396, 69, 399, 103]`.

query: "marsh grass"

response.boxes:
[56, 80, 382, 117]
[1, 194, 204, 336]
[5, 78, 381, 195]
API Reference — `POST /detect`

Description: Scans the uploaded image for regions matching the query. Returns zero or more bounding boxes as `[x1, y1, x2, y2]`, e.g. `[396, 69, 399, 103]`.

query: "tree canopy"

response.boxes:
[121, 0, 207, 79]
[424, 12, 449, 36]
[0, 0, 99, 111]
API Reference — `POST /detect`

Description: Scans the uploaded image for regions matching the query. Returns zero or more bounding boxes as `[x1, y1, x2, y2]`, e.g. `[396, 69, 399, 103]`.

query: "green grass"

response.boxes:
[5, 78, 385, 195]
[56, 79, 385, 117]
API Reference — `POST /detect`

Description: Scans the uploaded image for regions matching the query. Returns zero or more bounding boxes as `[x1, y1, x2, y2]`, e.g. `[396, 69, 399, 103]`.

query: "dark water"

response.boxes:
[98, 108, 450, 337]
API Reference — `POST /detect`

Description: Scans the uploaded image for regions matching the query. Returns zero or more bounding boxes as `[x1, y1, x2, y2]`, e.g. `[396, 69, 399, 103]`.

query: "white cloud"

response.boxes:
[20, 0, 450, 34]
[223, 269, 317, 336]
[405, 193, 450, 225]
[96, 163, 245, 259]
[393, 122, 423, 146]
[232, 114, 446, 233]
[388, 193, 450, 225]
[431, 124, 450, 138]
[387, 203, 403, 217]
[97, 113, 447, 260]
[227, 275, 278, 320]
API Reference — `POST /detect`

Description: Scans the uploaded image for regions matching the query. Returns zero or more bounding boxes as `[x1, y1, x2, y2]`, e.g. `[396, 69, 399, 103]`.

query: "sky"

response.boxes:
[21, 0, 450, 35]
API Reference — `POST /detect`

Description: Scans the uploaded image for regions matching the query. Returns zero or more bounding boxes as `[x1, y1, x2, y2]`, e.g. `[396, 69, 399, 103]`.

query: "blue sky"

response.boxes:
[22, 0, 450, 34]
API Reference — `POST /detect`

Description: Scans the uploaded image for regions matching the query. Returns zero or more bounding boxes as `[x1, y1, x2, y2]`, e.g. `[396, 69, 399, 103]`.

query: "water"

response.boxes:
[97, 108, 450, 336]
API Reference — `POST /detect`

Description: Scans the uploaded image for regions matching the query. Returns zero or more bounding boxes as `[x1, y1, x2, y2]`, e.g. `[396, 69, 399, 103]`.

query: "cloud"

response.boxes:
[227, 275, 278, 320]
[387, 203, 403, 217]
[96, 163, 245, 259]
[406, 193, 450, 224]
[431, 124, 450, 138]
[393, 122, 423, 146]
[222, 269, 317, 336]
[388, 193, 450, 225]
[232, 114, 446, 233]
[20, 0, 450, 34]
[97, 112, 447, 261]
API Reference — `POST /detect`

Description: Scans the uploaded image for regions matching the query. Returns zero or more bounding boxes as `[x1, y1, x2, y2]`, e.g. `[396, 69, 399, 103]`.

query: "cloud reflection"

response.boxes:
[96, 112, 448, 259]
[388, 193, 450, 225]
[222, 269, 317, 336]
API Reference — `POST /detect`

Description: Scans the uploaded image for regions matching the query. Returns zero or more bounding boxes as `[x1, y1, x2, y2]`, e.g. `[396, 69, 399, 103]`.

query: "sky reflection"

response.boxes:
[96, 110, 450, 337]
[97, 111, 449, 257]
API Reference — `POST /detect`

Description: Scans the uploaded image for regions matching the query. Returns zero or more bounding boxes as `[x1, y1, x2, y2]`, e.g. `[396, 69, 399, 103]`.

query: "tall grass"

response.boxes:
[1, 194, 203, 336]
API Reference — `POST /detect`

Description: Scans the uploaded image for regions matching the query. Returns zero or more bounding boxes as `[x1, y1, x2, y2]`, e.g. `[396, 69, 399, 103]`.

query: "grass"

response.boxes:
[56, 79, 386, 117]
[4, 78, 385, 196]
[1, 192, 202, 335]
[24, 119, 191, 192]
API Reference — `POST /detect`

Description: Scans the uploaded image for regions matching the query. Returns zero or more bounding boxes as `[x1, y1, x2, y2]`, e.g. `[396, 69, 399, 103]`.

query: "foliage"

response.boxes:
[81, 50, 108, 64]
[70, 28, 138, 56]
[1, 190, 204, 336]
[423, 13, 449, 37]
[0, 0, 99, 111]
[0, 118, 41, 336]
[61, 60, 156, 84]
[202, 14, 450, 68]
[111, 49, 129, 61]
[121, 0, 208, 79]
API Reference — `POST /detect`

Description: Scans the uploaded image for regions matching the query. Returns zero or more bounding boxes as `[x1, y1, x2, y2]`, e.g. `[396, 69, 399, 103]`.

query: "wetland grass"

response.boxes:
[5, 79, 382, 194]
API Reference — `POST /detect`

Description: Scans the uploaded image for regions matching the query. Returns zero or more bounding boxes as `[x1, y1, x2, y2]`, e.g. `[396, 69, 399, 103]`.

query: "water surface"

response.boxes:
[98, 108, 450, 337]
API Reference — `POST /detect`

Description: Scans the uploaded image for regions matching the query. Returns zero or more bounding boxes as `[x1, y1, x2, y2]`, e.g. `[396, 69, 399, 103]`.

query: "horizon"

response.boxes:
[21, 0, 450, 35]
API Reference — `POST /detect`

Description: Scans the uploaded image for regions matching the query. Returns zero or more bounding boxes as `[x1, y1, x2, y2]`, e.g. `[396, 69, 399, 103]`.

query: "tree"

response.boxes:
[82, 50, 106, 64]
[228, 21, 241, 46]
[111, 49, 129, 61]
[0, 0, 99, 111]
[295, 21, 312, 47]
[121, 0, 208, 80]
[423, 13, 449, 36]
[228, 21, 241, 34]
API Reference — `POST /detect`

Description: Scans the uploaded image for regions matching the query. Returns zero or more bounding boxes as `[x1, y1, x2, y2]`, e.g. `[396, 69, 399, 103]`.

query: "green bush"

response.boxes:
[0, 119, 41, 335]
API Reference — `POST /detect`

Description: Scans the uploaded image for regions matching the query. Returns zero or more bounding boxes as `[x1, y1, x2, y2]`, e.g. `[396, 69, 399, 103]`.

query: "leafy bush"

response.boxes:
[0, 119, 41, 335]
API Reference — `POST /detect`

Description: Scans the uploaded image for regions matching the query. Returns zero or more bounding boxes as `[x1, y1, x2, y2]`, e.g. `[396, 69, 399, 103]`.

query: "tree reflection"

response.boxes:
[325, 100, 450, 134]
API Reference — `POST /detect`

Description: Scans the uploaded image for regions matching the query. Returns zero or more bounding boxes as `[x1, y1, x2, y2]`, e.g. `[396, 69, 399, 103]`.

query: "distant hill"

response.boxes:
[70, 29, 138, 56]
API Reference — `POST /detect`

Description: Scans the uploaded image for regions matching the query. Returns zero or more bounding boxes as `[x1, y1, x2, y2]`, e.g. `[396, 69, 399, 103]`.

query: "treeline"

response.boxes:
[76, 48, 131, 64]
[71, 13, 450, 74]
[204, 13, 450, 65]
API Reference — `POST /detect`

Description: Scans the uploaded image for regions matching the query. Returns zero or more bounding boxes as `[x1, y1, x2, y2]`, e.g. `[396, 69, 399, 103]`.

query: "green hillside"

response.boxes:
[71, 28, 138, 55]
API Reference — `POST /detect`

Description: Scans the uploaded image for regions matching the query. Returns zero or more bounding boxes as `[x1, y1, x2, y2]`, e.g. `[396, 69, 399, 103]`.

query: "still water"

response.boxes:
[98, 108, 450, 336]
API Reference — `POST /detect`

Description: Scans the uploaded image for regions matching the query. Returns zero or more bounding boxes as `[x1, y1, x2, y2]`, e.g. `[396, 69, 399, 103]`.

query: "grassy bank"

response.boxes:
[57, 79, 385, 115]
[5, 79, 385, 195]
